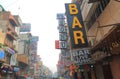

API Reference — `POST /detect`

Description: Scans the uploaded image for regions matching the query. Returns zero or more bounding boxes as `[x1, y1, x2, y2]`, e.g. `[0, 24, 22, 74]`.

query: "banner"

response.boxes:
[65, 3, 88, 49]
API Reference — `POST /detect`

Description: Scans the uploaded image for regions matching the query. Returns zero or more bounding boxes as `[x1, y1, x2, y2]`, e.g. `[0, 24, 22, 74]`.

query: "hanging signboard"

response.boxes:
[72, 48, 94, 65]
[65, 3, 88, 49]
[59, 33, 67, 41]
[55, 40, 67, 49]
[58, 26, 67, 33]
[57, 13, 65, 19]
[20, 23, 31, 32]
[55, 40, 60, 49]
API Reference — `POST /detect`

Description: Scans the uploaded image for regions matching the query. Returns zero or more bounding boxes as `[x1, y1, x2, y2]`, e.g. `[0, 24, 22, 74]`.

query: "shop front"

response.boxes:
[91, 25, 120, 79]
[0, 47, 16, 79]
[71, 48, 95, 79]
[17, 54, 29, 77]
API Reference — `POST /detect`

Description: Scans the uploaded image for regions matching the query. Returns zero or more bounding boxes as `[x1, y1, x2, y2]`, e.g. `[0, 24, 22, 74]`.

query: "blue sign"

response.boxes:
[0, 50, 5, 59]
[14, 67, 20, 72]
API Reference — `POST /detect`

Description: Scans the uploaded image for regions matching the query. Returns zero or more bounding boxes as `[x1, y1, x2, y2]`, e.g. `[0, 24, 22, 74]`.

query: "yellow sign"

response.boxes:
[65, 3, 88, 49]
[17, 54, 28, 64]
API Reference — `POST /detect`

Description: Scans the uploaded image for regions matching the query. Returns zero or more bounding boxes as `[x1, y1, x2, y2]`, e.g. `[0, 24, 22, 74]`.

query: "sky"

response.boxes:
[0, 0, 71, 73]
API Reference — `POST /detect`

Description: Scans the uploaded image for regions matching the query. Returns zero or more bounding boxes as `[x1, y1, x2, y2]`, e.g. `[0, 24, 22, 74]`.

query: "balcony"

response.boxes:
[9, 14, 18, 26]
[6, 31, 16, 40]
[7, 24, 18, 38]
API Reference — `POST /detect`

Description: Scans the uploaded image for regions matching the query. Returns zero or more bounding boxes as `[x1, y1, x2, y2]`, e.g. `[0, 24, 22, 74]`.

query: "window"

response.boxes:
[86, 0, 110, 30]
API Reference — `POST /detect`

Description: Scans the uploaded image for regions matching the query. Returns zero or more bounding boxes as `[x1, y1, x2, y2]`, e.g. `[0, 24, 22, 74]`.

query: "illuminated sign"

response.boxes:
[65, 3, 88, 49]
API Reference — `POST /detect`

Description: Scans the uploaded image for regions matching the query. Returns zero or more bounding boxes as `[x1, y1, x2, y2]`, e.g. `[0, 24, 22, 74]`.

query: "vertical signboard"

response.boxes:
[55, 40, 60, 49]
[55, 40, 67, 49]
[65, 3, 88, 49]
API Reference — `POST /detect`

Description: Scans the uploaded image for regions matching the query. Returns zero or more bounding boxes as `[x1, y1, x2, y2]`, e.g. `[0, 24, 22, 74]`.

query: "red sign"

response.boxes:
[55, 40, 60, 49]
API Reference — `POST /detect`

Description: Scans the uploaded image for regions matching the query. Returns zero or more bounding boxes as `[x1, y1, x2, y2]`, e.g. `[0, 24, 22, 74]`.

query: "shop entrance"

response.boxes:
[102, 64, 113, 79]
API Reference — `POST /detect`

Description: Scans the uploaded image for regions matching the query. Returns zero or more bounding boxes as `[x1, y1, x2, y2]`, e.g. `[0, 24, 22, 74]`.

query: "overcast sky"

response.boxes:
[0, 0, 71, 73]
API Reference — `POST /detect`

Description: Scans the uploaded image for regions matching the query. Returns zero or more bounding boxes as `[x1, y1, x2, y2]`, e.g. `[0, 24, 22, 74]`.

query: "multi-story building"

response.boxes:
[0, 9, 20, 78]
[56, 13, 72, 79]
[70, 0, 120, 79]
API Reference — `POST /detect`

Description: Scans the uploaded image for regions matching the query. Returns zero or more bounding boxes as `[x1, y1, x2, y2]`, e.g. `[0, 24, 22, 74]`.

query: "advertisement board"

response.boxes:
[72, 48, 94, 65]
[17, 54, 28, 64]
[0, 49, 5, 60]
[55, 40, 60, 49]
[31, 36, 39, 42]
[65, 3, 88, 49]
[57, 13, 65, 19]
[20, 23, 31, 32]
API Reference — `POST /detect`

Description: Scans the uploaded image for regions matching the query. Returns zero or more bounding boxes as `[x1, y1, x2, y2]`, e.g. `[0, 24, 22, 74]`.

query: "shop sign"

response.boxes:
[20, 23, 31, 32]
[31, 36, 39, 42]
[0, 49, 5, 59]
[55, 40, 67, 49]
[13, 67, 20, 72]
[58, 26, 67, 33]
[111, 40, 120, 49]
[5, 47, 15, 54]
[60, 41, 67, 49]
[72, 49, 93, 65]
[17, 54, 28, 64]
[55, 40, 60, 49]
[65, 3, 88, 49]
[59, 33, 67, 41]
[57, 13, 65, 19]
[58, 19, 65, 26]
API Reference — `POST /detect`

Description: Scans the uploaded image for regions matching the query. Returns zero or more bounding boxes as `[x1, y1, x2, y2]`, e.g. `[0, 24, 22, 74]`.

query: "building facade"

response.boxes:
[70, 0, 120, 79]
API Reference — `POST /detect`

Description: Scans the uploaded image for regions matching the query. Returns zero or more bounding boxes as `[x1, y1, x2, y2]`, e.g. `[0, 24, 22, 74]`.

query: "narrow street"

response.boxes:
[0, 0, 120, 79]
